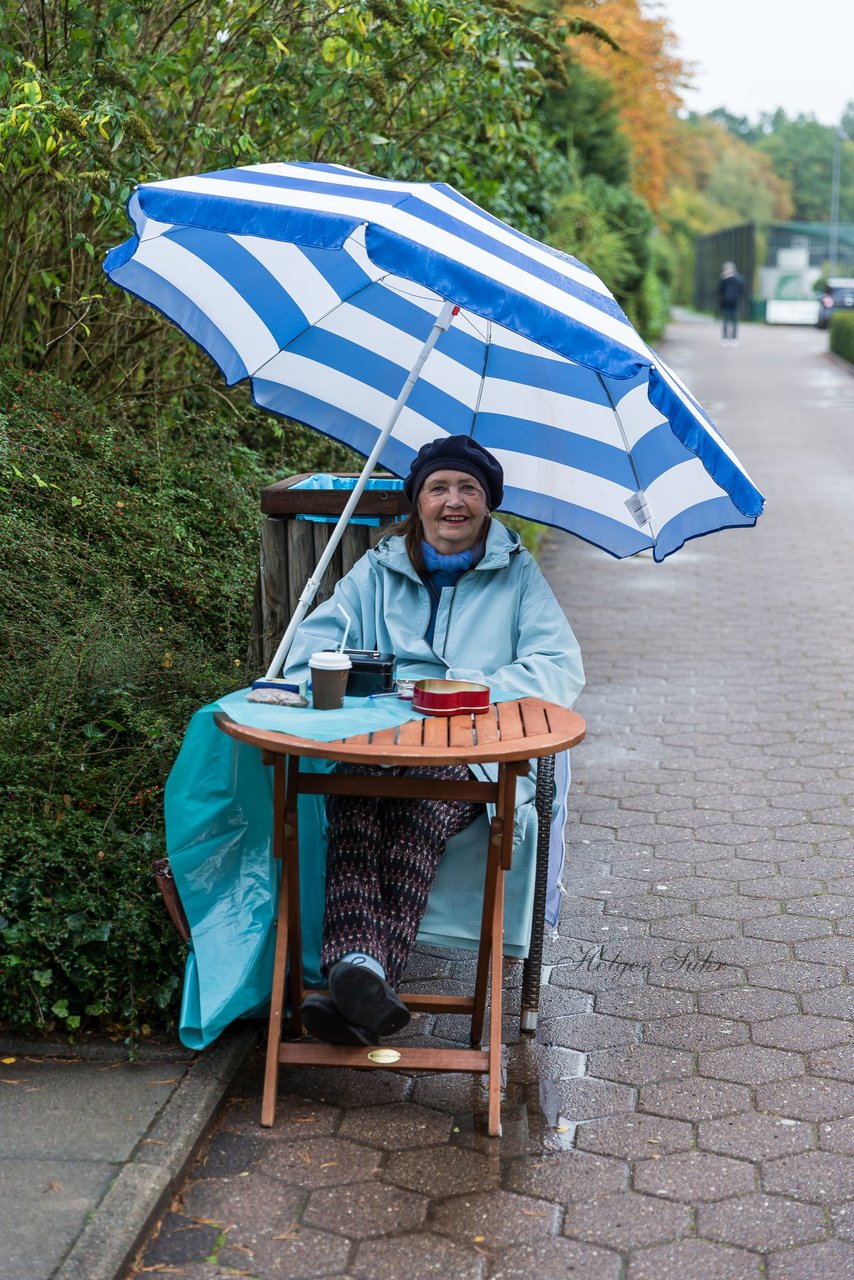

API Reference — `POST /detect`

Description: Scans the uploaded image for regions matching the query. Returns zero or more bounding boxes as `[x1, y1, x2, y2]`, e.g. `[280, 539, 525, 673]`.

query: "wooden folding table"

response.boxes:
[215, 696, 585, 1136]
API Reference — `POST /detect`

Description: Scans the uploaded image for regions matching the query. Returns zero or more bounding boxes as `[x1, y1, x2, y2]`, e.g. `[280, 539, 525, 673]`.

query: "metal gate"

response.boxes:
[694, 223, 756, 313]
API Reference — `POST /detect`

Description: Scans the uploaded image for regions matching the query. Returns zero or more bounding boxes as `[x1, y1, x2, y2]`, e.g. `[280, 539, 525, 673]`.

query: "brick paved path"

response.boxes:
[131, 318, 853, 1280]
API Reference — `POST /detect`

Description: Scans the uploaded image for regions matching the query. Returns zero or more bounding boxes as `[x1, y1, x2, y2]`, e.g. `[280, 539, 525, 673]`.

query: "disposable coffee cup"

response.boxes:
[309, 651, 352, 710]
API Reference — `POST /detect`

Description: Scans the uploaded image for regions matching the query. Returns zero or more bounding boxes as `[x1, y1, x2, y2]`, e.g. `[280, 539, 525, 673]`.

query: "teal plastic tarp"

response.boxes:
[166, 693, 545, 1049]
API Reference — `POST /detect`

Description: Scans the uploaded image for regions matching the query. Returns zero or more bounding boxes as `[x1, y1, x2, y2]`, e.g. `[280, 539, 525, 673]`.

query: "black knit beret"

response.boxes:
[403, 435, 504, 510]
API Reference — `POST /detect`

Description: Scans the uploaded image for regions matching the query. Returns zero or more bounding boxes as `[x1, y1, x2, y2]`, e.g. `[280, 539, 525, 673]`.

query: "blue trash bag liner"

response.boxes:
[291, 474, 405, 525]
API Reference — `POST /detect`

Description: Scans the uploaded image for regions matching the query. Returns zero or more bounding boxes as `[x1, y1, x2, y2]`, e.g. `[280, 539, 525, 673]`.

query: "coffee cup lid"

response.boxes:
[309, 651, 352, 669]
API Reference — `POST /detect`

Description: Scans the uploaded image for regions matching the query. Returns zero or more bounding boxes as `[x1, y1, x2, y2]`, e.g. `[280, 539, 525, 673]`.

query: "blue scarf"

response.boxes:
[420, 541, 484, 646]
[421, 541, 482, 574]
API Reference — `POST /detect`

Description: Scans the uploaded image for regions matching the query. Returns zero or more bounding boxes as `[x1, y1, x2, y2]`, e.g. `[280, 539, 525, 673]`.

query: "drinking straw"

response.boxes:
[336, 603, 352, 652]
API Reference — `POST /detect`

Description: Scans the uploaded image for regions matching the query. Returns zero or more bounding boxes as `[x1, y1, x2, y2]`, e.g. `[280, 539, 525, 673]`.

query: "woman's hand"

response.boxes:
[445, 667, 488, 684]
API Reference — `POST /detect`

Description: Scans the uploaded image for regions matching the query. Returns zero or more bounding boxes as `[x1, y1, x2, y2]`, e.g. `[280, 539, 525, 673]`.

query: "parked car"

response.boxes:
[817, 278, 854, 329]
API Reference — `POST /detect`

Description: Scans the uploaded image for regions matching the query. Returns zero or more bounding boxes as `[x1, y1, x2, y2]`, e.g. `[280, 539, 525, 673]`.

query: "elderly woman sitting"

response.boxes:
[284, 435, 584, 1045]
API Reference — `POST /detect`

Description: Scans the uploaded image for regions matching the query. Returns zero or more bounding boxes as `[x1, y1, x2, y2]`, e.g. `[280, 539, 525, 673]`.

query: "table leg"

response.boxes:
[284, 755, 304, 1037]
[470, 815, 502, 1048]
[487, 849, 506, 1137]
[261, 756, 290, 1127]
[487, 762, 518, 1137]
[471, 760, 521, 1049]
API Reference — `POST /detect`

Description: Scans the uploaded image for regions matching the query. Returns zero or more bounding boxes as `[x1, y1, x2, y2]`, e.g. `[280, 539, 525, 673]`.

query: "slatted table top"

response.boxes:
[215, 697, 585, 767]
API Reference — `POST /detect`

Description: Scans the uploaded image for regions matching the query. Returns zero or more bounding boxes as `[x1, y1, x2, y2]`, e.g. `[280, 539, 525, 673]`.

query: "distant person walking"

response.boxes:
[718, 261, 745, 346]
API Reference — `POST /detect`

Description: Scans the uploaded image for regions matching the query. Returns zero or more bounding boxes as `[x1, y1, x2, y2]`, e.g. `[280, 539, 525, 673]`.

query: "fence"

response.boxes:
[694, 223, 756, 314]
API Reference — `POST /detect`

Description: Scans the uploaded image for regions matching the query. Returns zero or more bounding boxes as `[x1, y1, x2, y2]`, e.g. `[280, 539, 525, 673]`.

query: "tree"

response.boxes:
[675, 116, 793, 226]
[658, 115, 794, 304]
[0, 0, 571, 398]
[548, 172, 669, 335]
[538, 61, 631, 186]
[706, 149, 791, 227]
[752, 112, 854, 224]
[706, 107, 761, 145]
[549, 182, 637, 293]
[559, 0, 689, 212]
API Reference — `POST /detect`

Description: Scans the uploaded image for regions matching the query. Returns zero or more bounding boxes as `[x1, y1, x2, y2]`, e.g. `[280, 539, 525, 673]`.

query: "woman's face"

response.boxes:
[417, 469, 488, 555]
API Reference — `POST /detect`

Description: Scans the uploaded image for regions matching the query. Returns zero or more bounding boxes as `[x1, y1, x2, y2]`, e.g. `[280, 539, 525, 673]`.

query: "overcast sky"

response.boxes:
[655, 0, 854, 127]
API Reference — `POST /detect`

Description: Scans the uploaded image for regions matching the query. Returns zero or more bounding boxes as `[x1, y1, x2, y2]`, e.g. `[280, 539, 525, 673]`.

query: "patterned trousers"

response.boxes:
[321, 764, 483, 988]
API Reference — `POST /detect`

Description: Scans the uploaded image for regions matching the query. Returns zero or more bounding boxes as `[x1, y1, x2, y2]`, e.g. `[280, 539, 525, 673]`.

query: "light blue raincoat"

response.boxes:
[286, 518, 584, 803]
[168, 519, 583, 1048]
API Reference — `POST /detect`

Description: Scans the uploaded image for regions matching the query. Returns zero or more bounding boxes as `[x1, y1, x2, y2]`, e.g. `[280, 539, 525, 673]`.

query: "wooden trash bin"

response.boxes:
[248, 473, 411, 671]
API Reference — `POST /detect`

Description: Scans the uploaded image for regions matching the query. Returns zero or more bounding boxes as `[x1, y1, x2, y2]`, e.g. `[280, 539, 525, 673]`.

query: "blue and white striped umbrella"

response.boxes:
[104, 161, 763, 562]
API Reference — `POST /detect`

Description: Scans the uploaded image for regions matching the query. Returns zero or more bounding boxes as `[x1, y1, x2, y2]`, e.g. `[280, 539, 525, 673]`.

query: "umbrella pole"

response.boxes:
[264, 300, 458, 679]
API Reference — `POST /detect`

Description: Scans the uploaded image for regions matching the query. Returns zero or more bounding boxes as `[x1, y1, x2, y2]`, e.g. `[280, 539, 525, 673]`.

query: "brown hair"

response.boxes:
[396, 511, 426, 575]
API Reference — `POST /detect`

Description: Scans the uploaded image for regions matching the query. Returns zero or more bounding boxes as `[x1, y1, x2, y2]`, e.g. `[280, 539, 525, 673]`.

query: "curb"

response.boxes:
[53, 1024, 258, 1280]
[823, 349, 854, 377]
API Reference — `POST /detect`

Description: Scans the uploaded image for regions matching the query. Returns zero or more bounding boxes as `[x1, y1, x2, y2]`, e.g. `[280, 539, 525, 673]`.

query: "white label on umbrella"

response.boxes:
[625, 490, 651, 528]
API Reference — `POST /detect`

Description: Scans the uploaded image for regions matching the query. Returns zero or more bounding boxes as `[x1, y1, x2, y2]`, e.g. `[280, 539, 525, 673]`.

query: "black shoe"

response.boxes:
[329, 960, 411, 1037]
[300, 993, 380, 1046]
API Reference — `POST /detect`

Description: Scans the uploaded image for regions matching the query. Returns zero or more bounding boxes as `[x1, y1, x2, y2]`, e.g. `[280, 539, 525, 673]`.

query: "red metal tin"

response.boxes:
[412, 678, 492, 716]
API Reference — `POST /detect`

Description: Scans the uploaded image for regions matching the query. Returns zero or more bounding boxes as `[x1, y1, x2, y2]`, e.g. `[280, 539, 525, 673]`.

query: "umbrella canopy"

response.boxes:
[104, 161, 763, 562]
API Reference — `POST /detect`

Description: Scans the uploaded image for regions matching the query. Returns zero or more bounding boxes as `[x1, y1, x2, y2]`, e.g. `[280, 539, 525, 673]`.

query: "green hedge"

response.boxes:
[829, 311, 854, 364]
[0, 361, 273, 1036]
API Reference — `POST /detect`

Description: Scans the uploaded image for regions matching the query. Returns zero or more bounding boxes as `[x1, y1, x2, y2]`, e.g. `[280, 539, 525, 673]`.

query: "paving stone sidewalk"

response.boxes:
[129, 318, 853, 1280]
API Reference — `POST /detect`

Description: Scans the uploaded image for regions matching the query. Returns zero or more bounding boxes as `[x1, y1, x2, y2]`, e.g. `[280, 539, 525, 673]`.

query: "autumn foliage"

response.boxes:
[561, 0, 689, 212]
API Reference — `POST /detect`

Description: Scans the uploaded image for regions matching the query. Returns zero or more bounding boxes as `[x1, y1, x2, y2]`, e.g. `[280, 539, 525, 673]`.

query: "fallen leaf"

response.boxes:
[1, 1078, 23, 1085]
[472, 1235, 486, 1243]
[44, 1181, 63, 1193]
[1, 1057, 16, 1064]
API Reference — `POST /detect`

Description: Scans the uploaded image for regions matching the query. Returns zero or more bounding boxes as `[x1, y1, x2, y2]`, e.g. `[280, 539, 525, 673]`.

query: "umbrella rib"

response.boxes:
[468, 319, 491, 437]
[595, 371, 654, 536]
